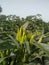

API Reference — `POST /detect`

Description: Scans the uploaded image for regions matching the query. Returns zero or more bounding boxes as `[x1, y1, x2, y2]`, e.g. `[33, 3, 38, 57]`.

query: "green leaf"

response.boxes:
[33, 43, 49, 57]
[22, 21, 29, 30]
[24, 41, 30, 54]
[7, 35, 19, 48]
[0, 53, 15, 63]
[0, 41, 15, 51]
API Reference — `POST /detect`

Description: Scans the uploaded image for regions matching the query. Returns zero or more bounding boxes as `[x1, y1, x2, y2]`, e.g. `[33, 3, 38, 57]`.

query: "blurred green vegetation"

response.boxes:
[0, 12, 49, 65]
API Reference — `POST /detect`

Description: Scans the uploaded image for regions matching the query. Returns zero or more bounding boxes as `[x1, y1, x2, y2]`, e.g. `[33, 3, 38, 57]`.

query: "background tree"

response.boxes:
[0, 6, 2, 13]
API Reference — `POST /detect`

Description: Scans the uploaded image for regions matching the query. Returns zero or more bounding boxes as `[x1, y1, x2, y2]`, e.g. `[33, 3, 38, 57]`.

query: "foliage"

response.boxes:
[0, 14, 49, 65]
[0, 6, 2, 13]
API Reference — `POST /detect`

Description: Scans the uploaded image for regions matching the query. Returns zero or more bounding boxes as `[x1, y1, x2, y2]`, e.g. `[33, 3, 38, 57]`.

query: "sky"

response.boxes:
[0, 0, 49, 22]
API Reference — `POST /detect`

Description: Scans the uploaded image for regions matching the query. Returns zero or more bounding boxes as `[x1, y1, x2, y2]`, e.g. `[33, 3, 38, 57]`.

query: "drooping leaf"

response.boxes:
[33, 43, 49, 57]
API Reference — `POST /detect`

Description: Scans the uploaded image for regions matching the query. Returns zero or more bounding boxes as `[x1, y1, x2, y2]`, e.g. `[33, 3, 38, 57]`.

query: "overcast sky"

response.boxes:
[0, 0, 49, 22]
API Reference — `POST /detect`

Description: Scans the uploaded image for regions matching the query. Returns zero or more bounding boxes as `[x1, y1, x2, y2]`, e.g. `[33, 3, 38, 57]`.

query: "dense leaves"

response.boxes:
[0, 14, 49, 65]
